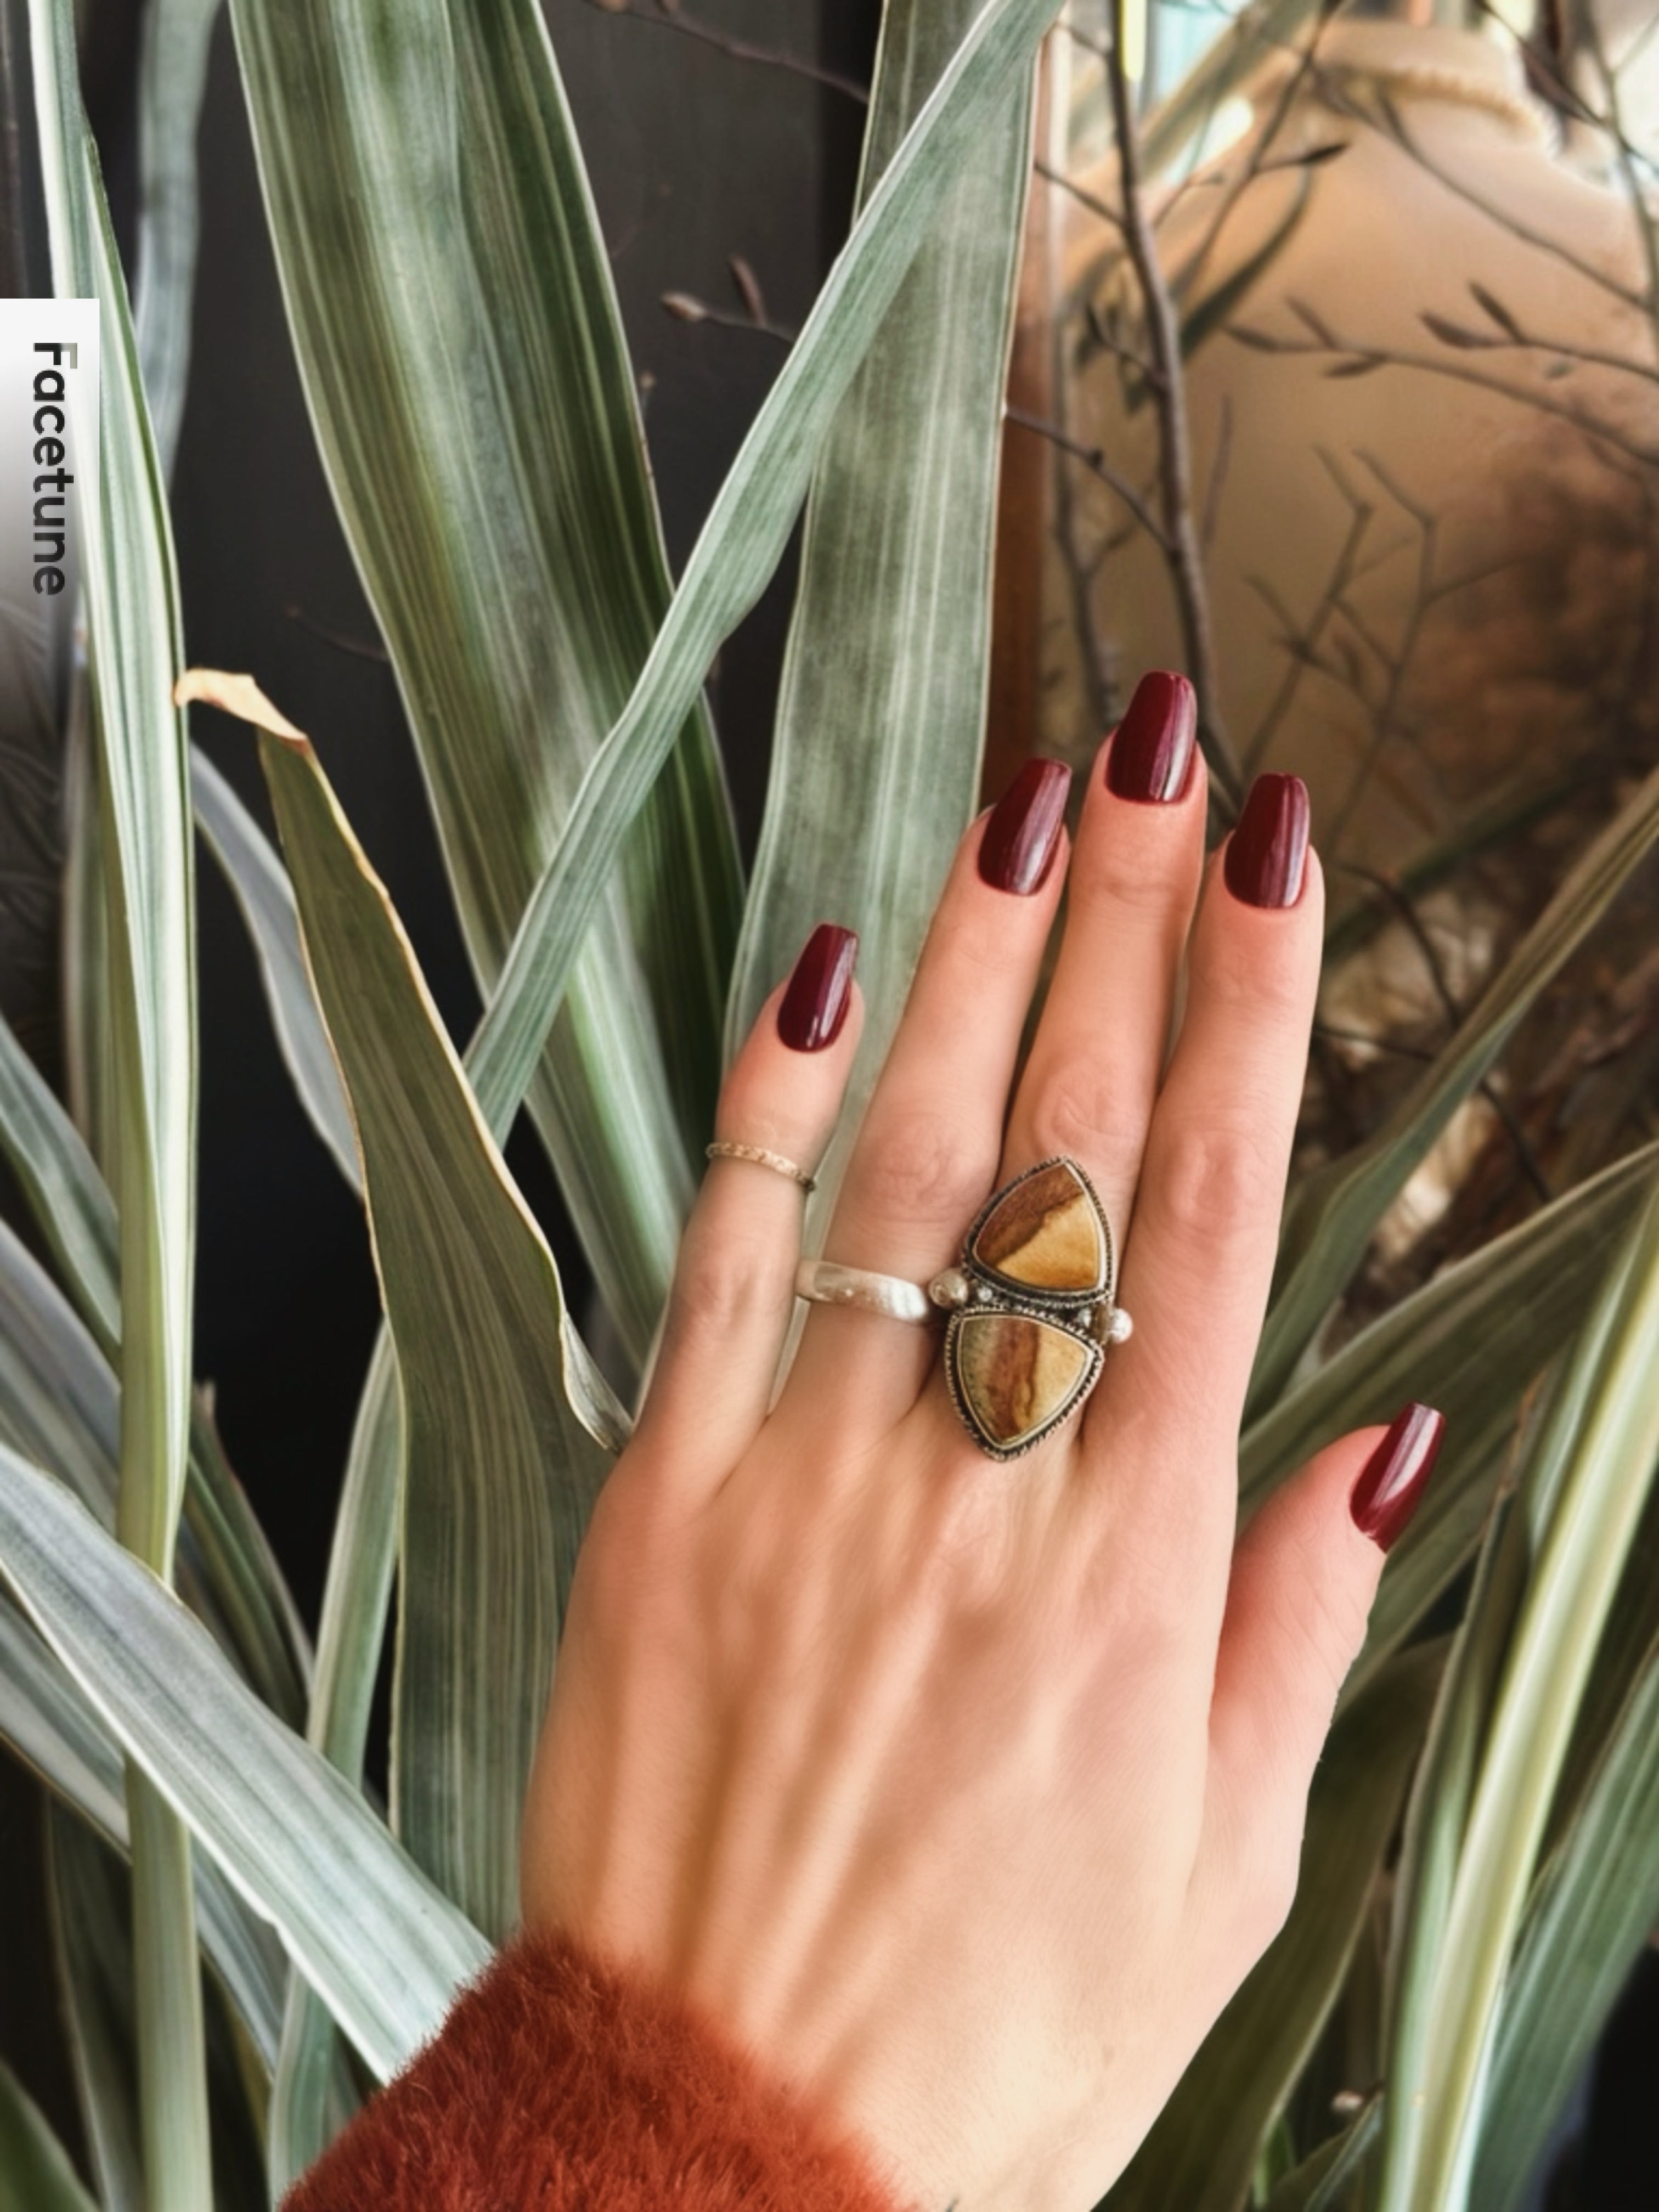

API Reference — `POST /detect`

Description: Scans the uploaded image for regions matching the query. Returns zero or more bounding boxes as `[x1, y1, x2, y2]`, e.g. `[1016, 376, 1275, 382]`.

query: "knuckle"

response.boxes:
[855, 1107, 996, 1232]
[668, 1226, 791, 1341]
[1072, 823, 1192, 920]
[1149, 1111, 1283, 1246]
[1026, 1074, 1145, 1192]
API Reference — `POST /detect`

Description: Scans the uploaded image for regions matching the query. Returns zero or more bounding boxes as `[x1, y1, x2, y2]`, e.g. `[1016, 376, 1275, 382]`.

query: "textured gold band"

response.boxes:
[704, 1140, 815, 1192]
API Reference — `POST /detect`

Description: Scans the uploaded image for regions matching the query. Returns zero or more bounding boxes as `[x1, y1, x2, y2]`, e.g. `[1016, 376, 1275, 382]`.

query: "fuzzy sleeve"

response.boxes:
[279, 1929, 913, 2212]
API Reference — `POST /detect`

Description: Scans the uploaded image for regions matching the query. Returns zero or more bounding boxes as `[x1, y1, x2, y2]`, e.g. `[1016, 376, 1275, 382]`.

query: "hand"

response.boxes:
[519, 673, 1442, 2211]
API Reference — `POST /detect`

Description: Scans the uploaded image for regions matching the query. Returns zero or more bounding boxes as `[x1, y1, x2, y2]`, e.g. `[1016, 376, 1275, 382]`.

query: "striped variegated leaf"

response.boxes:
[29, 1, 207, 2188]
[1253, 759, 1659, 1412]
[724, 0, 1036, 1224]
[247, 685, 614, 1937]
[226, 0, 742, 1370]
[0, 1447, 490, 2077]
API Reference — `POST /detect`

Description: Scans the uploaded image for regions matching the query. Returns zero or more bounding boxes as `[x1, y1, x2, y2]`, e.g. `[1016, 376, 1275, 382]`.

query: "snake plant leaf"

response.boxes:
[132, 0, 221, 480]
[0, 1604, 287, 2072]
[190, 746, 359, 1190]
[30, 0, 207, 2192]
[1263, 2100, 1383, 2212]
[0, 1007, 118, 1348]
[1471, 1616, 1659, 2210]
[1374, 1184, 1659, 2211]
[723, 0, 1034, 1212]
[452, 0, 1069, 1158]
[245, 683, 616, 1938]
[0, 1169, 309, 1725]
[0, 1446, 491, 2075]
[1240, 1140, 1659, 1706]
[1252, 760, 1659, 1413]
[225, 0, 742, 1372]
[0, 2058, 99, 2212]
[266, 1334, 397, 2195]
[1104, 1641, 1442, 2212]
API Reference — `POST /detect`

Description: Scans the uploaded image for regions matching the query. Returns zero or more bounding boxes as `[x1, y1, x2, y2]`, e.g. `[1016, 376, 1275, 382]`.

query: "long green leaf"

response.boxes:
[1473, 1618, 1659, 2210]
[1242, 1141, 1659, 1706]
[1252, 760, 1659, 1411]
[1374, 1184, 1659, 2210]
[455, 0, 1069, 1159]
[1263, 2101, 1383, 2212]
[48, 1812, 143, 2212]
[254, 699, 614, 1938]
[1105, 1643, 1442, 2212]
[724, 0, 1034, 1210]
[0, 1006, 118, 1348]
[0, 1447, 491, 2077]
[226, 0, 741, 1370]
[0, 2057, 99, 2212]
[190, 745, 359, 1189]
[0, 1604, 286, 2070]
[267, 1336, 396, 2195]
[30, 0, 208, 2194]
[132, 0, 221, 480]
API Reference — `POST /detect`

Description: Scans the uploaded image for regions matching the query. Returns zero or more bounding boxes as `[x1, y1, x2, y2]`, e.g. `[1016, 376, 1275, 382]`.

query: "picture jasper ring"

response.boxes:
[793, 1157, 1131, 1461]
[930, 1156, 1131, 1460]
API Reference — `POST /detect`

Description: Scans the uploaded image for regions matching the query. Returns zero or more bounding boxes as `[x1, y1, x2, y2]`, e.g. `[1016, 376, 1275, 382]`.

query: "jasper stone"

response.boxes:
[951, 1311, 1097, 1452]
[971, 1160, 1107, 1297]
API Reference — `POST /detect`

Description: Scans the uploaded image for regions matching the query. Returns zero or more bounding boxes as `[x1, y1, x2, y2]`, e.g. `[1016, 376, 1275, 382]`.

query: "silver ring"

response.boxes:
[793, 1259, 933, 1324]
[706, 1140, 815, 1192]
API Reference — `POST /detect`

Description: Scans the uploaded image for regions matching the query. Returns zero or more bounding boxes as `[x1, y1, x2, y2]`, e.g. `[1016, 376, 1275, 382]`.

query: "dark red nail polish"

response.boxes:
[1224, 773, 1310, 909]
[978, 759, 1071, 895]
[777, 924, 857, 1052]
[1351, 1402, 1445, 1553]
[1105, 671, 1198, 804]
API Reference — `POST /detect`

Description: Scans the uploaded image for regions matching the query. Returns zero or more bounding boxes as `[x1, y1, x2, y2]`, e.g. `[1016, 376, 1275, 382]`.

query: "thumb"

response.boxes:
[1200, 1403, 1446, 1918]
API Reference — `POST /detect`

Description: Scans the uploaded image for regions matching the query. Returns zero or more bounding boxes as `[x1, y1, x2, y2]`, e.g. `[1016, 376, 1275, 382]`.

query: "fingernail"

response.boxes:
[978, 759, 1071, 895]
[1105, 671, 1198, 803]
[1350, 1402, 1446, 1553]
[778, 923, 857, 1052]
[1224, 773, 1311, 909]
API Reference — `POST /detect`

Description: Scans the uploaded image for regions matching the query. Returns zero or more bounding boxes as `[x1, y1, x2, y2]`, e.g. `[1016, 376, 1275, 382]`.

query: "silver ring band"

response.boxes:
[706, 1140, 815, 1192]
[793, 1259, 933, 1324]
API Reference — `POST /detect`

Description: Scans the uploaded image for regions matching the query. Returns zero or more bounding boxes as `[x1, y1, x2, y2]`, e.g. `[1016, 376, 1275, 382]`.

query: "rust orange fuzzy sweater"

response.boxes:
[281, 1932, 913, 2212]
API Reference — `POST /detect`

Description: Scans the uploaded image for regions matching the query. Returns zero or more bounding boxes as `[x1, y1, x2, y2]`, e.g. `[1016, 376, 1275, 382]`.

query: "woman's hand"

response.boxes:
[519, 673, 1441, 2212]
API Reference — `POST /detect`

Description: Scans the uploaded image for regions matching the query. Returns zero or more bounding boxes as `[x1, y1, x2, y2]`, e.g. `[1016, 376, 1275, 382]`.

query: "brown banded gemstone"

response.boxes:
[951, 1311, 1096, 1452]
[970, 1160, 1107, 1296]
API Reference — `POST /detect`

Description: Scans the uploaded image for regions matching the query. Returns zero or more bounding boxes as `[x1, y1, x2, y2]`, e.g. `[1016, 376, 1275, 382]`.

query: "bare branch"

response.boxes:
[1005, 403, 1171, 551]
[1107, 1, 1242, 811]
[582, 1, 870, 106]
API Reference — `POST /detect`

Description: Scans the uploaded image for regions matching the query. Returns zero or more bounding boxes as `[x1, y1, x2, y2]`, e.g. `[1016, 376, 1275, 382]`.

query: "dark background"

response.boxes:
[1, 2, 1654, 2203]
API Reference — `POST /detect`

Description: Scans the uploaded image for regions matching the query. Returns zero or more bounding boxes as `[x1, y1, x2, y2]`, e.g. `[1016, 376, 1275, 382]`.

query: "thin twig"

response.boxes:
[1107, 0, 1242, 812]
[1034, 156, 1126, 240]
[661, 290, 797, 345]
[282, 603, 390, 663]
[582, 0, 870, 106]
[1339, 862, 1553, 1203]
[1005, 404, 1171, 551]
[1575, 0, 1659, 317]
[1201, 391, 1234, 553]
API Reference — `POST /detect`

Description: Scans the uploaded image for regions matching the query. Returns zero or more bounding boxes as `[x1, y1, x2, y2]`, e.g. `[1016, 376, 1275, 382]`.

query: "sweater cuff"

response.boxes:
[280, 1929, 912, 2212]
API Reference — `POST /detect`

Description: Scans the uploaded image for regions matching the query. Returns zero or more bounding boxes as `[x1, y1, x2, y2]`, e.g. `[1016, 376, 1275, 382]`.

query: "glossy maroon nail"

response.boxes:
[1350, 1402, 1446, 1553]
[978, 759, 1071, 895]
[1224, 772, 1310, 909]
[777, 923, 857, 1052]
[1105, 670, 1198, 804]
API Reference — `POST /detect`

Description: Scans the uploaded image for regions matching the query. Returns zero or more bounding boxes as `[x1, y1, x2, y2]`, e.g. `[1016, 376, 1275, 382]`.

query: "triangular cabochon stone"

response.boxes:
[953, 1312, 1093, 1450]
[971, 1161, 1105, 1295]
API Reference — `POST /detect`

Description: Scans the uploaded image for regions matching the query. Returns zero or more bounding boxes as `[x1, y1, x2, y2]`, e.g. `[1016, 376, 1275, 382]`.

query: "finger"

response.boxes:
[785, 760, 1072, 1432]
[1003, 672, 1205, 1241]
[632, 925, 864, 1495]
[1099, 776, 1322, 1541]
[1197, 1405, 1445, 1938]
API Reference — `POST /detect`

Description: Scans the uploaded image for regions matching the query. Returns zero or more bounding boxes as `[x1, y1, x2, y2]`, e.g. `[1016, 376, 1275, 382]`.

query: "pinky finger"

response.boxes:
[1194, 1403, 1445, 1936]
[630, 926, 864, 1496]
